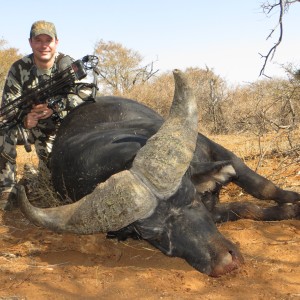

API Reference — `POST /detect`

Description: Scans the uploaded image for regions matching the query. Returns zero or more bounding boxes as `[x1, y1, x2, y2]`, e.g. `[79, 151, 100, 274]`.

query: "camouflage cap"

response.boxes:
[30, 20, 57, 39]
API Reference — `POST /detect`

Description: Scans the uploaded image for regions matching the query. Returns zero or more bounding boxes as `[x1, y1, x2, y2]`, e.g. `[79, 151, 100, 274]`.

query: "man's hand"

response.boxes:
[23, 104, 53, 129]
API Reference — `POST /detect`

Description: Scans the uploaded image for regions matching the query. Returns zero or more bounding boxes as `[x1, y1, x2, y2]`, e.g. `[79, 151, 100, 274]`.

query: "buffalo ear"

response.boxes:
[190, 161, 236, 193]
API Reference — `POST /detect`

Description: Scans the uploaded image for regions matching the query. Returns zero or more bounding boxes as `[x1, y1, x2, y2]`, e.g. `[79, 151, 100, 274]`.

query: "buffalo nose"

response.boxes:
[210, 250, 244, 277]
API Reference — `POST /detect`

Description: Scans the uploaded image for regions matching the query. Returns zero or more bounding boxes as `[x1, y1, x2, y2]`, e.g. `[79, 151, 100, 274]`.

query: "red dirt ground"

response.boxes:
[0, 134, 299, 300]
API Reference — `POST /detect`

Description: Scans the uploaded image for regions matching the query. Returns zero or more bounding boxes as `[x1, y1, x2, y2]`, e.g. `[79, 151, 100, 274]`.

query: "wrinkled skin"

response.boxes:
[132, 177, 243, 276]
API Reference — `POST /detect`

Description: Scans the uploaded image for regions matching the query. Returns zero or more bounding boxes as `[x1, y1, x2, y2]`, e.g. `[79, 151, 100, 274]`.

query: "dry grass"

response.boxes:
[16, 148, 61, 208]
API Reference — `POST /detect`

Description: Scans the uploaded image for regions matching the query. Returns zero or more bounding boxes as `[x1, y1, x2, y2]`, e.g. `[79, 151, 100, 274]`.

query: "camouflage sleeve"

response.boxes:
[1, 66, 23, 120]
[57, 54, 74, 71]
[57, 53, 84, 110]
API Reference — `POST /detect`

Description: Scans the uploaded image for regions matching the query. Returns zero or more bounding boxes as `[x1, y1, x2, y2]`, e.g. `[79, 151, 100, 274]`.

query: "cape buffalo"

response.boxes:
[18, 70, 300, 277]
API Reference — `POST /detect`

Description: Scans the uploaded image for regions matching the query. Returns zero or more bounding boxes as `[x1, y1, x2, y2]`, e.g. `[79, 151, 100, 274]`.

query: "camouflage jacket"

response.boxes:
[1, 52, 82, 129]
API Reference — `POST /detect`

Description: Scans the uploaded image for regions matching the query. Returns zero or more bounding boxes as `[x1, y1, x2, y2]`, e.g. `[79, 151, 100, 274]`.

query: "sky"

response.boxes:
[1, 0, 299, 85]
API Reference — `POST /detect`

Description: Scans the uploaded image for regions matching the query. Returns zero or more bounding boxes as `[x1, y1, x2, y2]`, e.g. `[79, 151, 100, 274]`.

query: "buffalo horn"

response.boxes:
[132, 69, 198, 198]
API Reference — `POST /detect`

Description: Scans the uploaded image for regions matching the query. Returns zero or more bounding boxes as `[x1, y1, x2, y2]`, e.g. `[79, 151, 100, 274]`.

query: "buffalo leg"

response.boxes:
[205, 138, 300, 204]
[231, 158, 300, 204]
[212, 201, 300, 223]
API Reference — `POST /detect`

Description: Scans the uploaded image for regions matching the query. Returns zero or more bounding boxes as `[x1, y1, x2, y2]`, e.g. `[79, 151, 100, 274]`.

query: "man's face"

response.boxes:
[29, 34, 58, 65]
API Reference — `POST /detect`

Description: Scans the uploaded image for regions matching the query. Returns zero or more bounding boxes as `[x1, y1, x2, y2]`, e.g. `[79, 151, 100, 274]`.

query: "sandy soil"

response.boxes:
[0, 134, 299, 300]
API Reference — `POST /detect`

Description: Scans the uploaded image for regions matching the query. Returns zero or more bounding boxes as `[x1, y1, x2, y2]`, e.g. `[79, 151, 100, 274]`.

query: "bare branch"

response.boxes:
[259, 0, 300, 77]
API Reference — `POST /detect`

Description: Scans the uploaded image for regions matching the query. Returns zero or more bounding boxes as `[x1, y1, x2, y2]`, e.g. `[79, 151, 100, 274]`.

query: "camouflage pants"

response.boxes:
[0, 123, 56, 195]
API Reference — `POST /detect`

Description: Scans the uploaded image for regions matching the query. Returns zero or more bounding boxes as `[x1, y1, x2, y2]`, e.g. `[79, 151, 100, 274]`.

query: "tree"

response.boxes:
[260, 0, 300, 77]
[224, 77, 300, 134]
[93, 40, 158, 95]
[0, 39, 22, 92]
[122, 71, 174, 117]
[184, 67, 228, 134]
